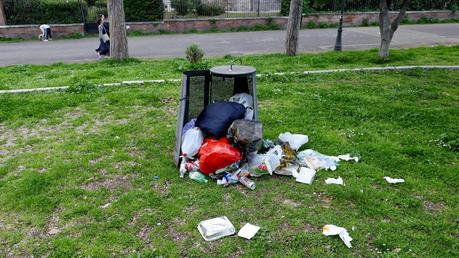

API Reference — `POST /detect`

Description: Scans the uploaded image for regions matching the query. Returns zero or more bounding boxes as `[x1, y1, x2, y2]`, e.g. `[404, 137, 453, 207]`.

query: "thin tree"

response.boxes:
[285, 0, 303, 56]
[379, 0, 410, 58]
[107, 0, 129, 59]
[0, 0, 7, 25]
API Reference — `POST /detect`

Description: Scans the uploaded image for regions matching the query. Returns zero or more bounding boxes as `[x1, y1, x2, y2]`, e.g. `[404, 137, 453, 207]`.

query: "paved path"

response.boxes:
[0, 24, 458, 66]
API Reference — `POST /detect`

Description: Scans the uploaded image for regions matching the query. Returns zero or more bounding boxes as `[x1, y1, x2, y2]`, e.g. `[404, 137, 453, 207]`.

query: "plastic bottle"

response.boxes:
[189, 171, 208, 183]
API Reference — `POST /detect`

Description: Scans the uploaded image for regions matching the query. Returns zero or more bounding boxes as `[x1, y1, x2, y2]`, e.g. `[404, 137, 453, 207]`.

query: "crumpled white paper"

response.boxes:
[295, 167, 316, 184]
[336, 154, 359, 162]
[323, 224, 353, 248]
[237, 223, 260, 239]
[325, 177, 344, 185]
[384, 177, 405, 184]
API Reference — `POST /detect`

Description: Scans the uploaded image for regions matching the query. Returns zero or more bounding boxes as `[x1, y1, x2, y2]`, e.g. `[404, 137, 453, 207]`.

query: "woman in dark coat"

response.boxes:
[95, 16, 110, 57]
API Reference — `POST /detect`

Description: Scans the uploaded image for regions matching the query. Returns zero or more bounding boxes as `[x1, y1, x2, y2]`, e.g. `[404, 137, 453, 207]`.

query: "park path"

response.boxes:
[0, 23, 458, 66]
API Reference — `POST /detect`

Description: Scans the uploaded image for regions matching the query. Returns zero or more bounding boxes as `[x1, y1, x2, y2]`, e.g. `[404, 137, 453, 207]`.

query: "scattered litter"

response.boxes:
[336, 154, 359, 162]
[325, 177, 344, 185]
[323, 224, 353, 248]
[239, 176, 256, 190]
[297, 149, 338, 171]
[238, 223, 260, 239]
[278, 132, 309, 151]
[295, 167, 316, 184]
[175, 89, 360, 191]
[198, 216, 236, 241]
[263, 145, 283, 175]
[275, 164, 299, 176]
[100, 203, 112, 209]
[189, 171, 208, 183]
[384, 177, 405, 184]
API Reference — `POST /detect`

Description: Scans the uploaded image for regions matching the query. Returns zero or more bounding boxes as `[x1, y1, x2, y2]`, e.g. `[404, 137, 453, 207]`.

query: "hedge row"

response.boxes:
[4, 0, 164, 25]
[4, 0, 85, 25]
[281, 0, 459, 16]
[171, 0, 225, 17]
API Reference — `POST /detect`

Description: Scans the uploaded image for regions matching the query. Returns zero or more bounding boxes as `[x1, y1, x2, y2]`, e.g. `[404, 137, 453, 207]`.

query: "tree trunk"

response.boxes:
[378, 0, 410, 58]
[0, 0, 7, 26]
[108, 0, 129, 60]
[285, 0, 303, 56]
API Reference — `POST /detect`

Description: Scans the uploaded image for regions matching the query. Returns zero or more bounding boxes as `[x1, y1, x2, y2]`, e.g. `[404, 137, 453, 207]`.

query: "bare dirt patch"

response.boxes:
[423, 201, 445, 213]
[166, 217, 189, 242]
[282, 199, 301, 208]
[82, 171, 133, 191]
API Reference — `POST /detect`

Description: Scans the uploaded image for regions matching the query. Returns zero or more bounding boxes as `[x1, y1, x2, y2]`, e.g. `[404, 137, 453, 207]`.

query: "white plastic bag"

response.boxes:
[278, 132, 309, 151]
[297, 149, 338, 171]
[229, 93, 253, 109]
[230, 93, 254, 120]
[181, 127, 204, 158]
[323, 224, 353, 248]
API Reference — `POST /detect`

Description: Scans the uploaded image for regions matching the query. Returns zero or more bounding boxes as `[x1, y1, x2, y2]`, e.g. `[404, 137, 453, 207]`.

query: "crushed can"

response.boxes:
[239, 176, 256, 190]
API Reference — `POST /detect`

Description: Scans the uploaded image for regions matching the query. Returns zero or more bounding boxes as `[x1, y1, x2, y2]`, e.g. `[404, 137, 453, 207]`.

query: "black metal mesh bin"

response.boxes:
[174, 65, 258, 165]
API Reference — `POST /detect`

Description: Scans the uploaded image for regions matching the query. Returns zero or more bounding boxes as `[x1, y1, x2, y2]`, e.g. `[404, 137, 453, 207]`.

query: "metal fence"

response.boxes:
[3, 0, 458, 24]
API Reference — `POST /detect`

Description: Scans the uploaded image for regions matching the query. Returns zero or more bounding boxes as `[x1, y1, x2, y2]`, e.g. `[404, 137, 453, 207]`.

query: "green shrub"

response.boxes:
[281, 0, 310, 16]
[196, 2, 225, 16]
[171, 0, 190, 16]
[124, 0, 164, 22]
[361, 18, 369, 26]
[185, 44, 204, 65]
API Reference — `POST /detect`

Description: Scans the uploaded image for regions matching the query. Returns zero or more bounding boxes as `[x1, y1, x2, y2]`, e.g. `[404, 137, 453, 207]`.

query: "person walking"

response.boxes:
[96, 17, 110, 58]
[96, 14, 110, 54]
[39, 24, 52, 41]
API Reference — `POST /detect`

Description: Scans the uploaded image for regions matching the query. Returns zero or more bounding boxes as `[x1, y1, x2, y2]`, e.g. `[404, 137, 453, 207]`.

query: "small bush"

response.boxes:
[185, 44, 204, 65]
[171, 0, 190, 16]
[361, 18, 369, 26]
[196, 2, 225, 16]
[306, 21, 317, 29]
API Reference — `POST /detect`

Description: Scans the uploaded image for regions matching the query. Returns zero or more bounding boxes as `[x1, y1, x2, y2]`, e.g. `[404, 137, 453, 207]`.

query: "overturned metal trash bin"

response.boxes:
[174, 65, 258, 165]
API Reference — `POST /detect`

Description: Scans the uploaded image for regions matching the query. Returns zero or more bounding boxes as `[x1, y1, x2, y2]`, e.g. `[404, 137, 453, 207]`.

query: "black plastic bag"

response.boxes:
[196, 102, 246, 138]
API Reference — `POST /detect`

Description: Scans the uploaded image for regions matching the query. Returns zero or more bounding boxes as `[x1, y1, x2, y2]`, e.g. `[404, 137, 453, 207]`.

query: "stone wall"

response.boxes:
[1, 11, 457, 39]
[125, 11, 459, 34]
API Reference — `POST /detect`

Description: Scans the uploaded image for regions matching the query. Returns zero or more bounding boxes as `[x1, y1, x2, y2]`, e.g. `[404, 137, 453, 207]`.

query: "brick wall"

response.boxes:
[0, 24, 84, 39]
[126, 10, 459, 34]
[1, 11, 458, 39]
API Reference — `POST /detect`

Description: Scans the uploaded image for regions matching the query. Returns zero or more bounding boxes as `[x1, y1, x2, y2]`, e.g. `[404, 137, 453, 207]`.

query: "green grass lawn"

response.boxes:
[1, 45, 459, 90]
[0, 55, 458, 256]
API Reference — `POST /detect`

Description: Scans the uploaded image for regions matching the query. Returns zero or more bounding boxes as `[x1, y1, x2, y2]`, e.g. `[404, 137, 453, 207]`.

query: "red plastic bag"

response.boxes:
[198, 138, 242, 175]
